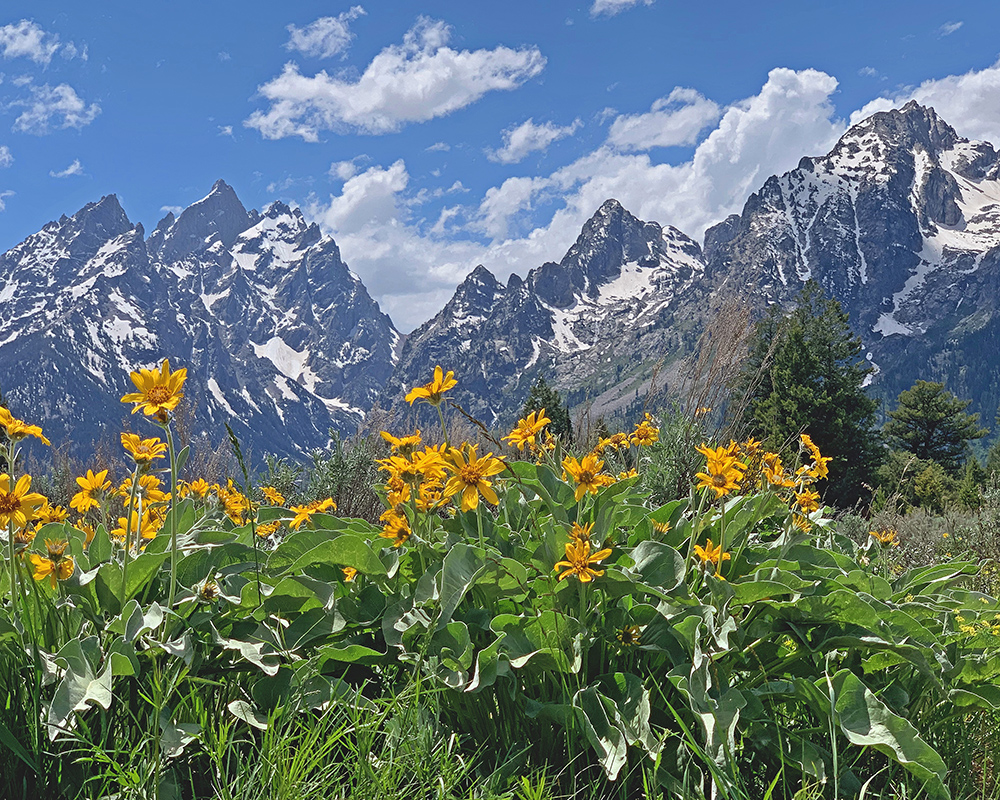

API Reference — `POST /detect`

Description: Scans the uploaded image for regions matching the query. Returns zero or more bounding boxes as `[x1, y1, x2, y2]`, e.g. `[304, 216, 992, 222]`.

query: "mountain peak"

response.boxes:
[153, 179, 252, 260]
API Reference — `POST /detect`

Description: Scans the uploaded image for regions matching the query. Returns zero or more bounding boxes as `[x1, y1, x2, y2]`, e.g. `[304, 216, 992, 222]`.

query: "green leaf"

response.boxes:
[317, 643, 387, 668]
[574, 686, 627, 780]
[631, 540, 685, 592]
[0, 718, 36, 773]
[491, 610, 584, 673]
[227, 700, 268, 730]
[436, 543, 487, 631]
[276, 534, 386, 578]
[46, 637, 113, 738]
[827, 669, 948, 798]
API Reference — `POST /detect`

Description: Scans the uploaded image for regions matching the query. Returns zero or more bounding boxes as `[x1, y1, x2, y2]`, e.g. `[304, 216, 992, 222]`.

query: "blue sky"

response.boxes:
[3, 1, 1000, 330]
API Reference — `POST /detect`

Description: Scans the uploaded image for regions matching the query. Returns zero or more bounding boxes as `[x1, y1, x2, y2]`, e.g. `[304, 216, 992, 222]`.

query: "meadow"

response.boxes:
[1, 360, 998, 800]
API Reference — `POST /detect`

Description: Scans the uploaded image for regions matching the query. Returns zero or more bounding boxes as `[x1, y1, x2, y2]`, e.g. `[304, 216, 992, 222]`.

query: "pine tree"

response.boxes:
[884, 380, 987, 476]
[735, 281, 882, 507]
[521, 376, 572, 440]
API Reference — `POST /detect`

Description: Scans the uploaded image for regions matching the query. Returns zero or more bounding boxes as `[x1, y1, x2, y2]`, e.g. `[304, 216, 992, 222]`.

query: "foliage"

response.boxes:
[884, 380, 988, 476]
[521, 376, 572, 441]
[1, 362, 999, 800]
[735, 281, 882, 509]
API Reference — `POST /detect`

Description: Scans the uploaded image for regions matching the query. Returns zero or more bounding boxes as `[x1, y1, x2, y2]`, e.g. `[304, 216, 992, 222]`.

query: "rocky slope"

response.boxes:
[0, 180, 398, 462]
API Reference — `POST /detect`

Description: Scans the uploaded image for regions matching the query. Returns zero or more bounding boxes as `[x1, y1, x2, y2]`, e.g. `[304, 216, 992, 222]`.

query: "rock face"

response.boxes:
[384, 199, 706, 426]
[0, 180, 398, 462]
[389, 102, 1000, 429]
[704, 100, 1000, 415]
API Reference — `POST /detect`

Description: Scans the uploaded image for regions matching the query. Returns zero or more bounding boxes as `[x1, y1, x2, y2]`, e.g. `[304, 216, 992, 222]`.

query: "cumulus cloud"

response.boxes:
[939, 21, 963, 36]
[12, 83, 101, 134]
[0, 20, 67, 64]
[488, 118, 582, 164]
[849, 58, 1000, 146]
[161, 205, 184, 216]
[607, 88, 721, 150]
[246, 17, 545, 139]
[0, 146, 12, 168]
[49, 158, 83, 177]
[0, 190, 13, 211]
[590, 0, 653, 17]
[286, 7, 366, 60]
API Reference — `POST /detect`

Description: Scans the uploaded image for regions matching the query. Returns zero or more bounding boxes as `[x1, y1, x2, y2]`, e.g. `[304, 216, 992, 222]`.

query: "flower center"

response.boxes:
[579, 470, 595, 484]
[459, 464, 484, 484]
[712, 473, 728, 487]
[0, 492, 19, 515]
[147, 386, 172, 404]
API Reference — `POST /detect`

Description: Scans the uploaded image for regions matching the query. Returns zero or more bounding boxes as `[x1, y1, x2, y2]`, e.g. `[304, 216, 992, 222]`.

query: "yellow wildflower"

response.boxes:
[121, 358, 187, 420]
[121, 433, 168, 467]
[288, 497, 336, 530]
[554, 538, 613, 582]
[255, 520, 282, 538]
[379, 510, 411, 547]
[0, 406, 50, 446]
[380, 429, 422, 457]
[694, 443, 745, 498]
[443, 445, 506, 512]
[630, 414, 660, 446]
[693, 538, 731, 573]
[503, 409, 552, 451]
[28, 539, 74, 589]
[342, 566, 358, 582]
[260, 486, 286, 506]
[0, 473, 46, 529]
[568, 521, 594, 543]
[616, 625, 641, 647]
[869, 529, 900, 547]
[562, 453, 613, 502]
[404, 366, 457, 407]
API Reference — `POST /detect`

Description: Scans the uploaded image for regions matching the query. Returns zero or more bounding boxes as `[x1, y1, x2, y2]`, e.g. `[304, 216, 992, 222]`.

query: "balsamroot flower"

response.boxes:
[288, 497, 336, 530]
[0, 406, 50, 445]
[380, 430, 422, 457]
[260, 486, 286, 506]
[121, 433, 168, 467]
[29, 539, 74, 589]
[562, 453, 613, 502]
[0, 473, 46, 529]
[379, 509, 411, 547]
[121, 358, 187, 420]
[695, 443, 746, 498]
[404, 366, 457, 407]
[442, 445, 506, 512]
[693, 538, 731, 577]
[554, 538, 612, 582]
[503, 409, 551, 451]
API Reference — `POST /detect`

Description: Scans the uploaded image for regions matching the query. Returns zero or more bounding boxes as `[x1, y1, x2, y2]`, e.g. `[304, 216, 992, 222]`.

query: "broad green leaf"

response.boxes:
[827, 669, 948, 798]
[283, 535, 386, 578]
[436, 543, 487, 631]
[631, 540, 685, 592]
[574, 686, 628, 780]
[227, 700, 268, 730]
[491, 610, 585, 673]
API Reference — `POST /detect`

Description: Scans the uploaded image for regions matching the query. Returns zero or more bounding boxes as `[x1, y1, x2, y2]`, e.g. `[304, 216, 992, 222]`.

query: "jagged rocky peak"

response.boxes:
[452, 265, 503, 309]
[151, 179, 253, 260]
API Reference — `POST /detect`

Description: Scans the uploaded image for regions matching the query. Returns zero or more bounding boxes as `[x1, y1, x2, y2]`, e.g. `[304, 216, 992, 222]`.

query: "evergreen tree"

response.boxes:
[884, 380, 987, 476]
[521, 376, 572, 440]
[736, 281, 882, 507]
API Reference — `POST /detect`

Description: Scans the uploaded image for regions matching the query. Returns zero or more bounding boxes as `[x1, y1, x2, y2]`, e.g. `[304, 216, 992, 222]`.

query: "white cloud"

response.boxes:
[849, 58, 1000, 146]
[218, 125, 234, 136]
[590, 0, 653, 17]
[0, 146, 12, 168]
[0, 190, 13, 211]
[12, 83, 101, 134]
[488, 117, 582, 164]
[49, 158, 83, 178]
[286, 7, 366, 60]
[939, 21, 963, 36]
[426, 141, 451, 151]
[0, 20, 63, 64]
[329, 156, 369, 181]
[607, 88, 721, 150]
[246, 17, 545, 139]
[161, 205, 183, 216]
[218, 51, 231, 61]
[858, 66, 879, 78]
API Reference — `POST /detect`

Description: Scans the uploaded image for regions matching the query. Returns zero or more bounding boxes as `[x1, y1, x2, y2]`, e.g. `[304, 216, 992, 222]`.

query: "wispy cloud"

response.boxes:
[217, 51, 231, 61]
[488, 118, 582, 163]
[939, 21, 963, 36]
[858, 66, 879, 77]
[160, 205, 183, 216]
[218, 125, 233, 136]
[286, 6, 366, 60]
[0, 146, 12, 168]
[0, 190, 13, 212]
[607, 88, 721, 150]
[590, 0, 653, 18]
[0, 20, 82, 64]
[426, 141, 451, 152]
[49, 158, 83, 178]
[247, 17, 545, 139]
[12, 82, 101, 134]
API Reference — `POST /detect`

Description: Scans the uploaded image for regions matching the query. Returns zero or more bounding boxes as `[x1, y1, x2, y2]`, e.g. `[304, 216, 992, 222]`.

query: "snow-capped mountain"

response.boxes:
[385, 199, 706, 426]
[389, 102, 1000, 428]
[704, 100, 1000, 416]
[0, 180, 398, 461]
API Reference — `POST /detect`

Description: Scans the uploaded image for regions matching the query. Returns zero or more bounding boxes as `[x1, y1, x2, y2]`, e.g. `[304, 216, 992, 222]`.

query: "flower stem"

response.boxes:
[435, 403, 449, 448]
[120, 468, 141, 611]
[165, 423, 179, 608]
